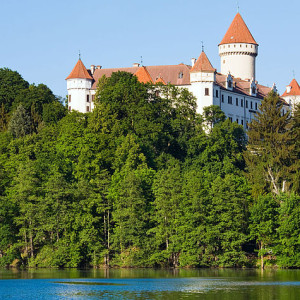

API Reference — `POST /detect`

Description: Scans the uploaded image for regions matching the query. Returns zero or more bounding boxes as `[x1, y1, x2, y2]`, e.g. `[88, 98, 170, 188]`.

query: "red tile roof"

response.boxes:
[66, 59, 93, 80]
[190, 51, 216, 73]
[91, 64, 191, 89]
[215, 73, 271, 99]
[88, 61, 276, 100]
[155, 77, 166, 85]
[219, 13, 258, 45]
[134, 66, 153, 84]
[281, 79, 300, 97]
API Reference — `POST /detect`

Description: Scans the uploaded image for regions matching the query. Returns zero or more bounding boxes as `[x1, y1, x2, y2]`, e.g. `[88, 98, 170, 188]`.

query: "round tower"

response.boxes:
[66, 59, 93, 113]
[219, 13, 258, 81]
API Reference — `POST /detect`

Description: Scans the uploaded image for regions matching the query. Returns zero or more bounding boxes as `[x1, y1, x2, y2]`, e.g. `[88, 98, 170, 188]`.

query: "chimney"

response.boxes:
[133, 63, 140, 68]
[90, 65, 95, 74]
[191, 58, 196, 67]
[96, 65, 102, 70]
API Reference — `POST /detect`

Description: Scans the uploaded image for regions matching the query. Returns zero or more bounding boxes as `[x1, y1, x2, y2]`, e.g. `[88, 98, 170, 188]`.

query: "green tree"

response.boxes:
[151, 159, 183, 267]
[276, 193, 300, 267]
[8, 104, 32, 138]
[204, 175, 250, 267]
[245, 91, 296, 195]
[109, 135, 154, 266]
[202, 105, 226, 132]
[249, 194, 278, 269]
[0, 68, 29, 113]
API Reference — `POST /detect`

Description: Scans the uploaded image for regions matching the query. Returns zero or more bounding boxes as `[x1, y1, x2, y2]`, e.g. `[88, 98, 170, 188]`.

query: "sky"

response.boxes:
[0, 0, 299, 98]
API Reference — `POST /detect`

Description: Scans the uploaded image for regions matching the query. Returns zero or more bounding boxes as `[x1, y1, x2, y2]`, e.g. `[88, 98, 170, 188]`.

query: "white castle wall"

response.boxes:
[282, 95, 300, 112]
[219, 43, 258, 80]
[189, 72, 215, 114]
[67, 78, 93, 113]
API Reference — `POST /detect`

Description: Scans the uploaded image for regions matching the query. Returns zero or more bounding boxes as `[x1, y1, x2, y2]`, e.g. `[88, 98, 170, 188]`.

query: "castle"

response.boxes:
[66, 13, 298, 128]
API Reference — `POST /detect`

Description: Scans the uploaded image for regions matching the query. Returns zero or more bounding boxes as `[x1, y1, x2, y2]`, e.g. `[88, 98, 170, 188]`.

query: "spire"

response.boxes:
[66, 59, 93, 80]
[190, 51, 216, 73]
[219, 13, 258, 45]
[281, 78, 300, 97]
[134, 66, 153, 84]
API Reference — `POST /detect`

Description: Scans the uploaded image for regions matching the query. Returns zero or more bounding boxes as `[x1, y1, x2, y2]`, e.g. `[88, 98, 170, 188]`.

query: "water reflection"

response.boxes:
[0, 269, 300, 299]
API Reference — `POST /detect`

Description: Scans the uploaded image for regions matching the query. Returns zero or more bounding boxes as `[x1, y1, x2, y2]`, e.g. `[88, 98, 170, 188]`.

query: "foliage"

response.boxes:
[0, 71, 299, 268]
[245, 91, 296, 196]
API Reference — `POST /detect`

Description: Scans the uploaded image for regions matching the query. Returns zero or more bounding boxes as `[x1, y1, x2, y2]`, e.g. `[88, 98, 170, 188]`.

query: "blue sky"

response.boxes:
[0, 0, 299, 98]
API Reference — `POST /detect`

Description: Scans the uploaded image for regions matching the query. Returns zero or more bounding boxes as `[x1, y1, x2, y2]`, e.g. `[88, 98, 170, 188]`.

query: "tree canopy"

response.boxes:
[0, 70, 299, 269]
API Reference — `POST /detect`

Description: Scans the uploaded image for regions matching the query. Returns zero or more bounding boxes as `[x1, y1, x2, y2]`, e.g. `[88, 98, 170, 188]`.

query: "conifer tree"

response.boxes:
[245, 91, 296, 195]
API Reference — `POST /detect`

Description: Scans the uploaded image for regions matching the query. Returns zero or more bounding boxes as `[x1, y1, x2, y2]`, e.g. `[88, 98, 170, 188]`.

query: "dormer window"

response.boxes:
[227, 73, 233, 90]
[178, 72, 183, 79]
[250, 79, 257, 96]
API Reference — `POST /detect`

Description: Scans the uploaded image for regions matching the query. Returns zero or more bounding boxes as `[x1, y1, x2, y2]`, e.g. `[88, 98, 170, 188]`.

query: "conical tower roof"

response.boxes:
[219, 13, 258, 45]
[66, 59, 93, 80]
[190, 51, 216, 73]
[282, 78, 300, 97]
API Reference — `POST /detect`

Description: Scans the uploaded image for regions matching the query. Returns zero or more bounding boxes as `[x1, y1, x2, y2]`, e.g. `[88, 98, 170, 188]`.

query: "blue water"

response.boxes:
[0, 269, 299, 299]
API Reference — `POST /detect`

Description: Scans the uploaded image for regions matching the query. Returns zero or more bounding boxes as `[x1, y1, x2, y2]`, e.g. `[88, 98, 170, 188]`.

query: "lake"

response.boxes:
[0, 268, 300, 299]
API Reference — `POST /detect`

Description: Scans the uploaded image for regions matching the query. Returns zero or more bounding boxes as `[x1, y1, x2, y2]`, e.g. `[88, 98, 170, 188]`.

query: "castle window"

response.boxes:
[228, 81, 232, 88]
[68, 95, 71, 102]
[86, 106, 90, 112]
[205, 88, 209, 96]
[229, 117, 233, 122]
[241, 99, 244, 107]
[236, 118, 239, 124]
[222, 95, 224, 103]
[92, 95, 95, 101]
[252, 87, 256, 94]
[246, 45, 248, 48]
[87, 95, 90, 102]
[255, 102, 258, 110]
[228, 96, 232, 104]
[251, 45, 253, 48]
[216, 90, 219, 98]
[246, 100, 248, 108]
[228, 45, 230, 48]
[69, 106, 71, 111]
[250, 101, 253, 109]
[236, 98, 238, 106]
[234, 45, 236, 48]
[240, 44, 242, 47]
[178, 72, 183, 79]
[241, 119, 244, 126]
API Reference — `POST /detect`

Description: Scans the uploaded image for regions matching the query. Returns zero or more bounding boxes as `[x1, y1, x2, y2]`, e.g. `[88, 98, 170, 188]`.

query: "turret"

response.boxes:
[281, 78, 300, 111]
[66, 59, 93, 113]
[219, 13, 258, 81]
[190, 51, 216, 114]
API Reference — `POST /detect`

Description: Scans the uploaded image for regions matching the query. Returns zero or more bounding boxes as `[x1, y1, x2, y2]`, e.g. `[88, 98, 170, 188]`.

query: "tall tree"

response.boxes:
[249, 194, 278, 269]
[8, 104, 32, 138]
[245, 91, 296, 195]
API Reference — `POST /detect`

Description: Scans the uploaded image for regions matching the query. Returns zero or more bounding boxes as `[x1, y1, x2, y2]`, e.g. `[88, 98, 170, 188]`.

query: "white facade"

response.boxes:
[219, 43, 258, 80]
[189, 71, 215, 114]
[66, 12, 291, 127]
[67, 78, 94, 113]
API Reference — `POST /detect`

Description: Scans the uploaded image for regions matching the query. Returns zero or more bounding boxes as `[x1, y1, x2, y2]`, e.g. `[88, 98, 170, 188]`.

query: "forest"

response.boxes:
[0, 68, 299, 269]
